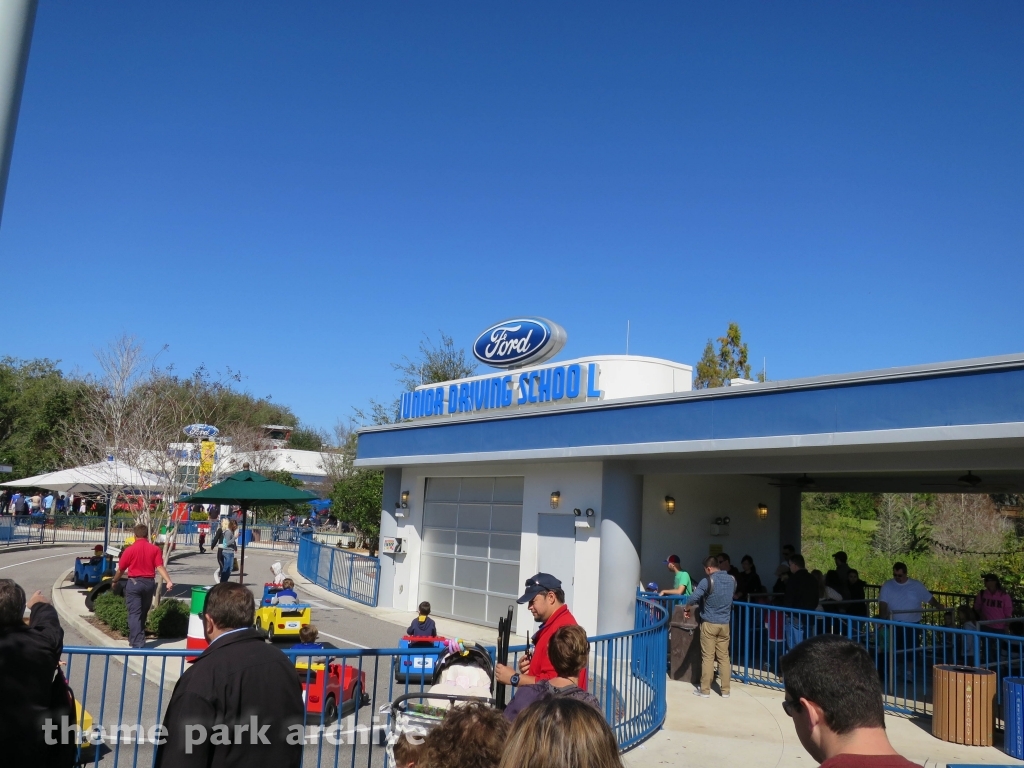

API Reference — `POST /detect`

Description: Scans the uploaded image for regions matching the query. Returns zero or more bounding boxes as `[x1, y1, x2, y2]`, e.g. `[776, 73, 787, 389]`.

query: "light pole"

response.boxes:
[0, 0, 38, 228]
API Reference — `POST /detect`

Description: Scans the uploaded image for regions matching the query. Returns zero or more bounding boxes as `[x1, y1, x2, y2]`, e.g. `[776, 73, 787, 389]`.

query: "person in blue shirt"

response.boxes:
[685, 555, 736, 699]
[270, 578, 298, 605]
[407, 601, 438, 637]
[291, 624, 325, 651]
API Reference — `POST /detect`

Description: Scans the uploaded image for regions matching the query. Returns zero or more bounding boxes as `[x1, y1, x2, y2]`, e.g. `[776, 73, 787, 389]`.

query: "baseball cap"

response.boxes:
[664, 555, 681, 565]
[517, 573, 562, 604]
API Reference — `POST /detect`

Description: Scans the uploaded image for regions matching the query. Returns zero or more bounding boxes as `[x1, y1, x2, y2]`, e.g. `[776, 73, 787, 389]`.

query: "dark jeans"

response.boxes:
[126, 577, 156, 648]
[219, 549, 235, 583]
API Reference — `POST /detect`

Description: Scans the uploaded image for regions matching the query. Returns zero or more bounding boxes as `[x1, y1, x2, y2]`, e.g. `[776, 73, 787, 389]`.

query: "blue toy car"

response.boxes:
[394, 636, 447, 684]
[73, 552, 115, 587]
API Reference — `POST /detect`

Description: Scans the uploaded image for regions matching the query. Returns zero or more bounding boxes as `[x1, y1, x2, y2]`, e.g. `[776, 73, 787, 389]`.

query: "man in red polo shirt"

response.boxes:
[111, 524, 174, 648]
[495, 572, 583, 688]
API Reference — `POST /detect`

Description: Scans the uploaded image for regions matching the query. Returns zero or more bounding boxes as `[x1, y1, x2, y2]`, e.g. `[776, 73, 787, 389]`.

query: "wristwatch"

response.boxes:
[510, 673, 520, 687]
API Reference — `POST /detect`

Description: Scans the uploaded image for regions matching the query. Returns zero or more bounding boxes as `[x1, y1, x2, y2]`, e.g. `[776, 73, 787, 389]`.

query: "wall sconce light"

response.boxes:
[585, 508, 594, 518]
[664, 496, 676, 514]
[757, 503, 768, 520]
[573, 508, 582, 517]
[550, 491, 560, 509]
[400, 490, 409, 509]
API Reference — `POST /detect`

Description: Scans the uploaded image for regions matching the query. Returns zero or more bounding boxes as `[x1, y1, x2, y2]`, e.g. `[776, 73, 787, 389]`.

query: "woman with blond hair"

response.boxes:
[498, 697, 622, 768]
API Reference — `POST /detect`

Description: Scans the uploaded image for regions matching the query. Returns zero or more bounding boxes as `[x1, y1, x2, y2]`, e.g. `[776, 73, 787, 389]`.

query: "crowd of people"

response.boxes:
[0, 566, 926, 768]
[1, 522, 1004, 768]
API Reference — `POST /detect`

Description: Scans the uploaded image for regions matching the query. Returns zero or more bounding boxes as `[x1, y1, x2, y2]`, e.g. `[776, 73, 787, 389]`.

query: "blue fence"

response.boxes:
[719, 598, 1024, 719]
[59, 595, 668, 765]
[298, 532, 382, 607]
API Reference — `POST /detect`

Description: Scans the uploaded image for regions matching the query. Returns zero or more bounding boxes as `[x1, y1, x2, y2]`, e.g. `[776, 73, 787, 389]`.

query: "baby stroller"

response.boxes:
[382, 640, 496, 763]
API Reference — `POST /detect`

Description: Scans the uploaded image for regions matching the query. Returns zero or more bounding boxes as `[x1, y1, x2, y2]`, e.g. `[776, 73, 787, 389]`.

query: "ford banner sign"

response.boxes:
[183, 423, 219, 439]
[472, 317, 567, 368]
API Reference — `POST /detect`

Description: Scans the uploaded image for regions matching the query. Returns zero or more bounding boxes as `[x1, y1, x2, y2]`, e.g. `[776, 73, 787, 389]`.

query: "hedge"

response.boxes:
[93, 592, 189, 638]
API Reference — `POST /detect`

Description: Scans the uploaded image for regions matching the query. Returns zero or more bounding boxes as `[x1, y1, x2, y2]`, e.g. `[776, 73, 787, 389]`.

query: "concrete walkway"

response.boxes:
[623, 678, 1024, 768]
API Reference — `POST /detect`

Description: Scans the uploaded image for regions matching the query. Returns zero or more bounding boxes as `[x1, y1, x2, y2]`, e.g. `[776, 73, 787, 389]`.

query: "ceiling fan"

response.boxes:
[922, 471, 984, 489]
[769, 473, 817, 489]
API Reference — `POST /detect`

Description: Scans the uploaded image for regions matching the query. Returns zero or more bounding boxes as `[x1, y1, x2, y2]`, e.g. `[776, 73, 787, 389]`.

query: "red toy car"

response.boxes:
[296, 660, 369, 723]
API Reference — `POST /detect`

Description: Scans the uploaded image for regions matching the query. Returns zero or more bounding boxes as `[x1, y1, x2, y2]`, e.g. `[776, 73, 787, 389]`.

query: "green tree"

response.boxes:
[356, 331, 476, 426]
[0, 357, 88, 477]
[287, 426, 324, 451]
[694, 323, 763, 389]
[330, 469, 384, 555]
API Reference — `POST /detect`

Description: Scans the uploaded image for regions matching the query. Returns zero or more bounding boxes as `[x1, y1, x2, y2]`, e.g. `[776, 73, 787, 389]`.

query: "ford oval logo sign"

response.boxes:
[183, 423, 219, 439]
[473, 317, 567, 369]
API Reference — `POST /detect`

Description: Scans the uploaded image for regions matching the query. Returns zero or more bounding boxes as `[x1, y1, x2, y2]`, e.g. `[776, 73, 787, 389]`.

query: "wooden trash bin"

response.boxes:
[670, 605, 701, 685]
[932, 665, 995, 746]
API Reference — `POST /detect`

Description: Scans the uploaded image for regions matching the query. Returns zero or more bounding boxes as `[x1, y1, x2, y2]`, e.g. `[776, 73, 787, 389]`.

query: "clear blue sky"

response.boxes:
[3, 3, 1022, 430]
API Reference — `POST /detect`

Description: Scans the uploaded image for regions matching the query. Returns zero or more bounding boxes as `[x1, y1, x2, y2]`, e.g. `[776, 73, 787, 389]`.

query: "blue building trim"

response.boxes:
[356, 363, 1024, 462]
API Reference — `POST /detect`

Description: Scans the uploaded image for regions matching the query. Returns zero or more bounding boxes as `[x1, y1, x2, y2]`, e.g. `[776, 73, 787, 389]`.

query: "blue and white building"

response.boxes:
[358, 318, 1024, 637]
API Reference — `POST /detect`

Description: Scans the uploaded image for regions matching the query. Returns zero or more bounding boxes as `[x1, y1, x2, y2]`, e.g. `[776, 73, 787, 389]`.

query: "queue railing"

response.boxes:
[297, 531, 381, 607]
[60, 595, 669, 765]
[728, 600, 1024, 718]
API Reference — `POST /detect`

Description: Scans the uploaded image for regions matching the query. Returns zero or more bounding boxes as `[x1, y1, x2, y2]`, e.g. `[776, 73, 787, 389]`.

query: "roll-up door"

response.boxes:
[418, 476, 523, 629]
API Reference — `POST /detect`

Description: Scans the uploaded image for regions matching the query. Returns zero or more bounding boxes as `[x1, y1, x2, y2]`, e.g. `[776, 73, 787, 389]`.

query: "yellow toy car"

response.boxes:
[255, 603, 312, 642]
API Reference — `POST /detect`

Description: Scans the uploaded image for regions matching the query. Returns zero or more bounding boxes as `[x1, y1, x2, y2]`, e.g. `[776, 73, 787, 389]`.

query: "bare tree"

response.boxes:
[931, 493, 1008, 554]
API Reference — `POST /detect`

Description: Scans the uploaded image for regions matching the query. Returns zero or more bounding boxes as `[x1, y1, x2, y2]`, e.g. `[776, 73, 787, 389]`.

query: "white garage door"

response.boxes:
[418, 476, 523, 629]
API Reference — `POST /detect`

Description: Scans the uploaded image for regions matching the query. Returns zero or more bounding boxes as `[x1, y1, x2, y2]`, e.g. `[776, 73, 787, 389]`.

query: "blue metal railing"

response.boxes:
[297, 532, 381, 607]
[723, 599, 1024, 717]
[60, 596, 668, 765]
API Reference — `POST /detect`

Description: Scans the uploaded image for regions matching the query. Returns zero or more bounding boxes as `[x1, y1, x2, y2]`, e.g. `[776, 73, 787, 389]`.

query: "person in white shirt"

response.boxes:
[878, 562, 940, 624]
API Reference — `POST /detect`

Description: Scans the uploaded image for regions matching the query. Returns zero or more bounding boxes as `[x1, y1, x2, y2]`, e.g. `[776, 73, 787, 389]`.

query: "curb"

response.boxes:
[52, 567, 187, 687]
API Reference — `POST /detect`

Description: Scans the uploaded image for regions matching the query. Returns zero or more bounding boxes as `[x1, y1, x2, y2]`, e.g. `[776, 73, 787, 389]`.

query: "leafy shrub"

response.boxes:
[92, 591, 189, 638]
[190, 511, 209, 521]
[93, 591, 129, 636]
[147, 598, 189, 637]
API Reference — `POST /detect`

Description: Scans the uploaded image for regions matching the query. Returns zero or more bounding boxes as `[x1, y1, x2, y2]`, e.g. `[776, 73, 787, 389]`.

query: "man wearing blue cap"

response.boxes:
[495, 572, 582, 689]
[659, 554, 692, 596]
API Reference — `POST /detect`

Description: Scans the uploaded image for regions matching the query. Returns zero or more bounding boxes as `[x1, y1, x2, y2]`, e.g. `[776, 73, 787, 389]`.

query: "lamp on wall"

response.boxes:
[400, 490, 409, 509]
[664, 496, 676, 514]
[757, 503, 768, 520]
[550, 491, 560, 509]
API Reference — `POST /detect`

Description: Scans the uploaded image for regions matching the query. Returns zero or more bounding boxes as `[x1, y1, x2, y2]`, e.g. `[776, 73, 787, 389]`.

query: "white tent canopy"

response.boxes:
[1, 459, 165, 494]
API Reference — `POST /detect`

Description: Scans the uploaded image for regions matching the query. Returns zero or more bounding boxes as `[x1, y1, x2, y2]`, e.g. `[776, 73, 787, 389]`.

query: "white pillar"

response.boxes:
[596, 462, 643, 634]
[0, 0, 38, 227]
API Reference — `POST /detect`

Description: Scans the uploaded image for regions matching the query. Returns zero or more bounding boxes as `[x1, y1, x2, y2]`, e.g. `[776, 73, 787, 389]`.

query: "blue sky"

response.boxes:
[2, 3, 1022, 431]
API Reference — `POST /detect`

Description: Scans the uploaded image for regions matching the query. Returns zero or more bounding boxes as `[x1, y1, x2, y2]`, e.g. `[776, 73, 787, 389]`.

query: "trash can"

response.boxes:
[1004, 678, 1024, 759]
[670, 605, 701, 685]
[932, 665, 995, 746]
[190, 585, 210, 614]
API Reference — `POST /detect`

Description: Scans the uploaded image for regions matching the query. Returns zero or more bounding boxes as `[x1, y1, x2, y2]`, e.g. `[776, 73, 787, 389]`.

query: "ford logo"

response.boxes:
[183, 423, 219, 439]
[473, 317, 567, 368]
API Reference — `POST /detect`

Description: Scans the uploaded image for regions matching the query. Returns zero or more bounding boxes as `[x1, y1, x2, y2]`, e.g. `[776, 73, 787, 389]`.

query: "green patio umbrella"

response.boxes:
[184, 469, 316, 585]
